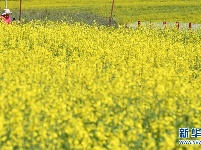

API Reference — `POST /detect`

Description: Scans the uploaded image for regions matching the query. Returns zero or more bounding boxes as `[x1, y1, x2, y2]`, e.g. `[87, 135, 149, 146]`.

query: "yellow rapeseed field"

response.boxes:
[0, 21, 201, 149]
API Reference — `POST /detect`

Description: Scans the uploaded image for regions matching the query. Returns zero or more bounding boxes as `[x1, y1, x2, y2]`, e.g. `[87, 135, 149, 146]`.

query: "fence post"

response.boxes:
[189, 22, 192, 30]
[163, 21, 166, 29]
[176, 22, 179, 30]
[109, 0, 115, 26]
[138, 21, 141, 28]
[19, 0, 22, 21]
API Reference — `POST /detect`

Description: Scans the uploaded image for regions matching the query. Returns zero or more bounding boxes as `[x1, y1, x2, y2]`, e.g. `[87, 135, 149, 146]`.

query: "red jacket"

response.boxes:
[1, 15, 11, 24]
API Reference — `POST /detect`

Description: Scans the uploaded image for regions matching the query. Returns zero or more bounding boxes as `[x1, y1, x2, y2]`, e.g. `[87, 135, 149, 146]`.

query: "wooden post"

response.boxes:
[109, 0, 115, 26]
[176, 22, 179, 30]
[138, 21, 141, 28]
[19, 0, 22, 21]
[189, 22, 192, 30]
[163, 21, 166, 29]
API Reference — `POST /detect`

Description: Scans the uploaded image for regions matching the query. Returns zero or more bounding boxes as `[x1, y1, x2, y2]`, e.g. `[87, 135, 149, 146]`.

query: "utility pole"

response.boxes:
[109, 0, 114, 26]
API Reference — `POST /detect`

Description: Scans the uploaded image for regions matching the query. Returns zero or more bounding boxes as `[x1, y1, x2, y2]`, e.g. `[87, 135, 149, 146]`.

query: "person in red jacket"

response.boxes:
[1, 9, 12, 24]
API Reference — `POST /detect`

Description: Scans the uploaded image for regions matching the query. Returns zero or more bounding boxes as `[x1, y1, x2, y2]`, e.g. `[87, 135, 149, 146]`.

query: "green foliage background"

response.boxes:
[0, 0, 201, 24]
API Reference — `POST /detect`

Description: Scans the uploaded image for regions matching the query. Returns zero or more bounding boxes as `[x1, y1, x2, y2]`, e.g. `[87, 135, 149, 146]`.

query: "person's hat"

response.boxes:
[1, 9, 12, 15]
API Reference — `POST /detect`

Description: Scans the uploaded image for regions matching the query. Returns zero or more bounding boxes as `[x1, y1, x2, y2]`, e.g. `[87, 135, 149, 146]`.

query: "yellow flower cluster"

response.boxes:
[0, 21, 201, 149]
